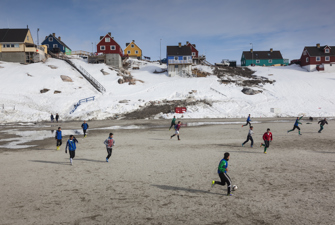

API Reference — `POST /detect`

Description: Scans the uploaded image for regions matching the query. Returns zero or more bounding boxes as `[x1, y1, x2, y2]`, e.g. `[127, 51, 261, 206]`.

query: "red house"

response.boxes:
[186, 41, 199, 64]
[300, 43, 335, 72]
[97, 32, 123, 56]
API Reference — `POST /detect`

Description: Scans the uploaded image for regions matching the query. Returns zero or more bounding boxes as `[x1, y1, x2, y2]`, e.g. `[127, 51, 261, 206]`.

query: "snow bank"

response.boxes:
[0, 58, 334, 123]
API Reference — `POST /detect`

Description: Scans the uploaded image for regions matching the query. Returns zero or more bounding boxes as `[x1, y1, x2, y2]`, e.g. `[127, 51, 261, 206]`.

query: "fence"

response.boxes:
[70, 96, 95, 114]
[210, 87, 227, 97]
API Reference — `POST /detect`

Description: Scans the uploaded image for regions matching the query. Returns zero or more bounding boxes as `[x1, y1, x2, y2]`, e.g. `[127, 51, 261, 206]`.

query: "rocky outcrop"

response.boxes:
[40, 88, 50, 93]
[241, 87, 263, 95]
[60, 75, 73, 82]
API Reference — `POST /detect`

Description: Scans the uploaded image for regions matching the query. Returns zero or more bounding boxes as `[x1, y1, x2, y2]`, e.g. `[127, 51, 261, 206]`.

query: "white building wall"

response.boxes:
[302, 64, 317, 72]
[323, 63, 335, 72]
[168, 64, 192, 77]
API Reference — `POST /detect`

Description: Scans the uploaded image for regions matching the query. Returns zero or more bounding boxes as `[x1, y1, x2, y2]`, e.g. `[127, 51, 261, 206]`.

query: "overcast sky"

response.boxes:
[1, 0, 334, 63]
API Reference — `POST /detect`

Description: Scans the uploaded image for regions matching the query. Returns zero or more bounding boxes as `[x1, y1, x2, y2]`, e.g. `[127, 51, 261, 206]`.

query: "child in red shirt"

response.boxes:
[260, 128, 272, 154]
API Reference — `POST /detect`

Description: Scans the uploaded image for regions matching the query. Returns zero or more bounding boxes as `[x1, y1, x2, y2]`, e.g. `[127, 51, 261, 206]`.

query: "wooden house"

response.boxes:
[41, 33, 71, 55]
[300, 44, 335, 72]
[0, 28, 45, 63]
[124, 40, 142, 59]
[96, 33, 123, 68]
[167, 43, 192, 77]
[186, 41, 199, 64]
[241, 49, 289, 66]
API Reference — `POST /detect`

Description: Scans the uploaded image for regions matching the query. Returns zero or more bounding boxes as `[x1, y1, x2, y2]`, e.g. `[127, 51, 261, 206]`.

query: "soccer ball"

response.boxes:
[232, 185, 238, 191]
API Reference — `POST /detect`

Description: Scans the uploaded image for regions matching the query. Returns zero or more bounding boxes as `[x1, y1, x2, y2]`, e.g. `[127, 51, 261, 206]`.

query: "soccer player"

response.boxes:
[169, 116, 176, 130]
[242, 126, 254, 147]
[170, 121, 181, 140]
[81, 120, 89, 137]
[242, 114, 251, 127]
[55, 127, 62, 150]
[260, 128, 273, 154]
[211, 152, 233, 196]
[104, 133, 115, 162]
[318, 118, 328, 133]
[65, 135, 78, 165]
[287, 116, 303, 135]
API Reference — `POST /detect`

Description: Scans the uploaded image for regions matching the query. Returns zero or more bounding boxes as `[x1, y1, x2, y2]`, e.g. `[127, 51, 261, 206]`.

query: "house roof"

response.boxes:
[42, 34, 72, 50]
[167, 46, 192, 56]
[305, 46, 335, 56]
[243, 51, 283, 60]
[125, 41, 142, 51]
[186, 43, 198, 52]
[0, 28, 29, 42]
[97, 34, 121, 49]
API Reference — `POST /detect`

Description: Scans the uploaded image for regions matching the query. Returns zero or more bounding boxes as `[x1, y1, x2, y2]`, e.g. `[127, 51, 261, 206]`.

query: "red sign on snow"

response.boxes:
[175, 107, 187, 113]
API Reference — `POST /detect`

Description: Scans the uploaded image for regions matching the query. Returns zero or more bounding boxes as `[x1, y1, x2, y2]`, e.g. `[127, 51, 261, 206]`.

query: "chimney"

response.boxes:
[126, 43, 130, 47]
[53, 33, 55, 37]
[112, 37, 114, 40]
[186, 41, 189, 45]
[178, 42, 182, 48]
[108, 32, 111, 36]
[250, 49, 253, 53]
[27, 25, 28, 29]
[316, 43, 320, 48]
[132, 40, 135, 43]
[100, 36, 104, 40]
[45, 36, 48, 39]
[58, 36, 61, 41]
[270, 48, 273, 52]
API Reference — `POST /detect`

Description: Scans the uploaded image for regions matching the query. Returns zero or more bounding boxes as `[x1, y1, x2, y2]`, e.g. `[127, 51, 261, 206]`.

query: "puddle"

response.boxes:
[0, 129, 83, 149]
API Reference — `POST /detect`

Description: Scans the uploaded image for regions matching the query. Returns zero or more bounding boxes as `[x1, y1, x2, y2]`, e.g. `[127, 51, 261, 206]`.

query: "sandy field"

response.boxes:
[0, 118, 334, 225]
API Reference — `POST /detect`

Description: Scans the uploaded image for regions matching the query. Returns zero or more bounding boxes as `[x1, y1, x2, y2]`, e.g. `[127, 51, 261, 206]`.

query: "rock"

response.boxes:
[0, 66, 4, 68]
[241, 87, 263, 95]
[27, 73, 33, 77]
[123, 76, 133, 83]
[119, 100, 129, 103]
[118, 78, 124, 84]
[54, 90, 61, 94]
[48, 65, 57, 69]
[40, 88, 50, 93]
[128, 81, 136, 85]
[192, 90, 197, 93]
[60, 75, 73, 82]
[100, 69, 109, 75]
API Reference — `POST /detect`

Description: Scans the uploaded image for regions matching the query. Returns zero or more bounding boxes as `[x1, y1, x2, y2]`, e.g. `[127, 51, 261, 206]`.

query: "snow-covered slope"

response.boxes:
[0, 58, 334, 123]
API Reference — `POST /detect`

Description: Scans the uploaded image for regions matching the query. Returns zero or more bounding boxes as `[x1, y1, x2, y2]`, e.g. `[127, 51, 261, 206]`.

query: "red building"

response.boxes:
[96, 32, 123, 56]
[300, 44, 335, 72]
[186, 41, 199, 64]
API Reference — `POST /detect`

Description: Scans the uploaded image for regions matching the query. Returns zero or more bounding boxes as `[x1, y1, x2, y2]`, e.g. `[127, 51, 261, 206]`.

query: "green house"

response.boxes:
[241, 49, 289, 66]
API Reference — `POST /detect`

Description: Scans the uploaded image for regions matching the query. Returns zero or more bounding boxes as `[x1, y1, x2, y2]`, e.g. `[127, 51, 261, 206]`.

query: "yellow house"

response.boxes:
[0, 28, 45, 63]
[124, 40, 142, 59]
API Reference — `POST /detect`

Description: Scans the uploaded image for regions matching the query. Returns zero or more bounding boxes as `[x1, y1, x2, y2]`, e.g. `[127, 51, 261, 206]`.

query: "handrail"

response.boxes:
[78, 65, 106, 93]
[70, 96, 95, 114]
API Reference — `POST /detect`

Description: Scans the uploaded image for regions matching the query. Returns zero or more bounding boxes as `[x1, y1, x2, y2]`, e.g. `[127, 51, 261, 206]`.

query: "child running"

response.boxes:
[242, 114, 251, 127]
[81, 120, 89, 138]
[104, 133, 115, 162]
[242, 126, 254, 147]
[65, 135, 78, 165]
[169, 116, 176, 130]
[170, 121, 181, 140]
[55, 127, 62, 151]
[260, 128, 273, 154]
[318, 118, 328, 133]
[287, 116, 303, 135]
[211, 152, 233, 196]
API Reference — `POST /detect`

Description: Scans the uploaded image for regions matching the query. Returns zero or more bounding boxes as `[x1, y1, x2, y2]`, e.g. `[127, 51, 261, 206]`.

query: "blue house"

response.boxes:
[41, 33, 71, 55]
[166, 42, 192, 77]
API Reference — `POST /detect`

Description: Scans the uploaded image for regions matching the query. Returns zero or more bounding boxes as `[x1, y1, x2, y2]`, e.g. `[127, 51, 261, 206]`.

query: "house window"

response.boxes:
[105, 38, 110, 42]
[49, 37, 53, 42]
[325, 56, 330, 61]
[325, 49, 329, 53]
[11, 44, 14, 47]
[256, 60, 260, 63]
[306, 57, 309, 63]
[135, 50, 138, 54]
[100, 46, 105, 50]
[175, 65, 178, 68]
[6, 44, 10, 48]
[110, 45, 116, 50]
[53, 44, 58, 48]
[183, 56, 187, 60]
[127, 50, 130, 54]
[14, 44, 19, 48]
[268, 59, 272, 63]
[27, 36, 29, 41]
[2, 44, 5, 48]
[174, 56, 178, 60]
[192, 52, 196, 56]
[316, 56, 320, 61]
[131, 44, 134, 48]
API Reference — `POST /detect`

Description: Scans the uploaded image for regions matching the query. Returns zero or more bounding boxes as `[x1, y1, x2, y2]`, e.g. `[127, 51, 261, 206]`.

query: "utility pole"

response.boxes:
[37, 28, 39, 47]
[91, 42, 93, 54]
[160, 39, 162, 65]
[250, 43, 253, 66]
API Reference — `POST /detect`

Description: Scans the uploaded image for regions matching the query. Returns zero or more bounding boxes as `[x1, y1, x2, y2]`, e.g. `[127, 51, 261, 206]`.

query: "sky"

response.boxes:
[1, 0, 335, 63]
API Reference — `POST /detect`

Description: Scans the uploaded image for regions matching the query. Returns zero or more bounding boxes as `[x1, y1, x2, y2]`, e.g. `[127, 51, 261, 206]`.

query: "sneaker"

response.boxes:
[211, 180, 215, 188]
[299, 134, 302, 135]
[241, 125, 243, 127]
[264, 152, 267, 154]
[250, 145, 253, 148]
[178, 139, 181, 141]
[242, 144, 244, 147]
[260, 144, 262, 147]
[106, 158, 108, 162]
[227, 193, 233, 196]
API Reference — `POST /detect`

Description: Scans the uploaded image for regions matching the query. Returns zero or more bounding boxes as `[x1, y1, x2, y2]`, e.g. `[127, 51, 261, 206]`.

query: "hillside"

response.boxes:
[0, 58, 334, 123]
